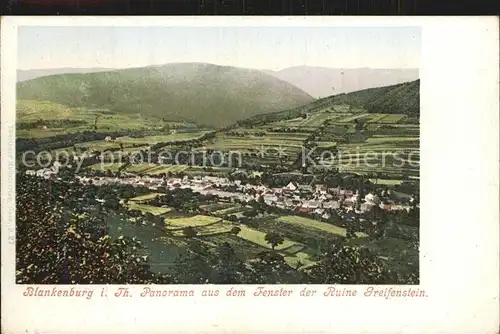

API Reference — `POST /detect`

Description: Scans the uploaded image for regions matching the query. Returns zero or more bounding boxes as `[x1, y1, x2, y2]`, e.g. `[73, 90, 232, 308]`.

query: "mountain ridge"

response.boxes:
[16, 63, 315, 128]
[237, 79, 420, 126]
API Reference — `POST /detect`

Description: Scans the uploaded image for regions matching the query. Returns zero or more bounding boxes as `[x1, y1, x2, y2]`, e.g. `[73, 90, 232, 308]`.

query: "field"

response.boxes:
[170, 220, 234, 236]
[129, 193, 164, 202]
[127, 202, 172, 215]
[275, 215, 368, 238]
[368, 179, 404, 186]
[165, 215, 222, 230]
[236, 226, 303, 251]
[115, 132, 208, 146]
[140, 164, 191, 175]
[16, 100, 193, 139]
[200, 202, 236, 212]
[125, 163, 158, 173]
[213, 205, 247, 216]
[89, 162, 125, 172]
[301, 111, 420, 180]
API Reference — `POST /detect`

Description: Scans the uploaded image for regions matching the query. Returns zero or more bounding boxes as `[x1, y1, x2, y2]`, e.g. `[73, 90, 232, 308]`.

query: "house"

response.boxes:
[285, 182, 298, 191]
[25, 170, 36, 176]
[379, 203, 392, 211]
[340, 189, 354, 197]
[272, 188, 283, 195]
[317, 194, 328, 201]
[321, 212, 331, 220]
[284, 199, 296, 208]
[360, 202, 375, 212]
[104, 136, 113, 142]
[323, 201, 340, 209]
[158, 156, 169, 164]
[314, 184, 328, 195]
[365, 193, 381, 205]
[313, 208, 325, 215]
[36, 168, 50, 177]
[302, 200, 321, 209]
[329, 187, 341, 195]
[298, 184, 313, 193]
[275, 202, 286, 209]
[256, 185, 268, 193]
[263, 195, 278, 204]
[343, 198, 355, 207]
[296, 206, 312, 213]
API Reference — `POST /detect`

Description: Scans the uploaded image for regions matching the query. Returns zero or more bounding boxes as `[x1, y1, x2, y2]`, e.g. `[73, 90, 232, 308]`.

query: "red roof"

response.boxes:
[296, 207, 312, 213]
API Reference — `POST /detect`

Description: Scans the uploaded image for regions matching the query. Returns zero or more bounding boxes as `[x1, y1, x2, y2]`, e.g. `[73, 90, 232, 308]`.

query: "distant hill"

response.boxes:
[17, 68, 117, 82]
[16, 63, 314, 128]
[264, 66, 419, 98]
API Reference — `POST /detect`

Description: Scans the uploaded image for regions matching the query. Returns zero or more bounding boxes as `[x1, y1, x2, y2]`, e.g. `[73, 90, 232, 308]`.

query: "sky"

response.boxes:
[18, 26, 421, 70]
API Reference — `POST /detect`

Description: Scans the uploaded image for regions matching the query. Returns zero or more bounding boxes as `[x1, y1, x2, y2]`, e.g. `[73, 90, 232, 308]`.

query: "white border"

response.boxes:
[2, 16, 499, 333]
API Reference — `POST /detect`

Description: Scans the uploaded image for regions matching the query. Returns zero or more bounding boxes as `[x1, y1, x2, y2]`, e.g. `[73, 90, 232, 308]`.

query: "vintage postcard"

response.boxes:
[2, 16, 499, 333]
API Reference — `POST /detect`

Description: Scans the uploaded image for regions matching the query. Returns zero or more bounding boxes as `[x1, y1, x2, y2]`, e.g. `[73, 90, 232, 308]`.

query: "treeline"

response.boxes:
[17, 119, 88, 130]
[236, 97, 329, 126]
[150, 131, 217, 151]
[17, 130, 137, 153]
[334, 80, 420, 115]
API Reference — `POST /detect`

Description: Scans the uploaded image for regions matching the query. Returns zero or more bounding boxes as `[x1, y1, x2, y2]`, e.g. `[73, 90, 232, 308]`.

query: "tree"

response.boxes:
[182, 200, 199, 214]
[182, 226, 198, 238]
[345, 225, 357, 239]
[230, 226, 241, 235]
[309, 240, 396, 284]
[264, 231, 285, 250]
[94, 115, 100, 130]
[15, 174, 164, 284]
[243, 209, 258, 219]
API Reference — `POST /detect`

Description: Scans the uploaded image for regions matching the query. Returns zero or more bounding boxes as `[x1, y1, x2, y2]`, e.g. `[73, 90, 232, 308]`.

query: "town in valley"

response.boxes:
[15, 26, 420, 285]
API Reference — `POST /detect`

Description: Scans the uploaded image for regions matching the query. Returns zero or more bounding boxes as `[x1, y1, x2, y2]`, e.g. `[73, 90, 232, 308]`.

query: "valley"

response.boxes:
[16, 66, 420, 285]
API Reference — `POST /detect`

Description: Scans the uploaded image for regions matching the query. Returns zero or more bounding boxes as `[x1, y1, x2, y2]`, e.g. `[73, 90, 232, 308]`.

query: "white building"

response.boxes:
[303, 200, 321, 209]
[323, 201, 340, 210]
[364, 193, 381, 205]
[360, 202, 375, 212]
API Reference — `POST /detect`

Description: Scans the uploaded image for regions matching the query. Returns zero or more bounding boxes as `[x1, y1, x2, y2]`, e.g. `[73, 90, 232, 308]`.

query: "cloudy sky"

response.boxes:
[18, 26, 420, 70]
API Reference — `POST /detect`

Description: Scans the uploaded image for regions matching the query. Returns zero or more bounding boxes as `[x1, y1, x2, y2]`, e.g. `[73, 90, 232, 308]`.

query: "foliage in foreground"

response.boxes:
[16, 173, 418, 284]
